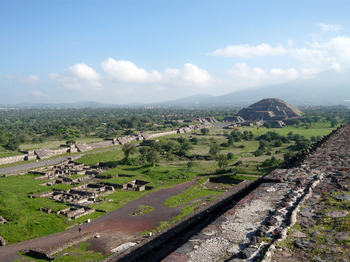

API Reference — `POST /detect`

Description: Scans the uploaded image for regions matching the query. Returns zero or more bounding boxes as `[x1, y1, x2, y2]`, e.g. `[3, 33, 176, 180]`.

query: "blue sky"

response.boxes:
[1, 0, 350, 104]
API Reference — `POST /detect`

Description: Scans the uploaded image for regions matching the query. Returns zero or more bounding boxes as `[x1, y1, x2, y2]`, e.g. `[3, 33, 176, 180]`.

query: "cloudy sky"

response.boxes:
[1, 0, 350, 104]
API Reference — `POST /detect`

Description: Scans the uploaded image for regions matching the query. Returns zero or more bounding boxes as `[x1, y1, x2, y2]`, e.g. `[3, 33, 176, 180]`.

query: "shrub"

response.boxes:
[254, 149, 264, 156]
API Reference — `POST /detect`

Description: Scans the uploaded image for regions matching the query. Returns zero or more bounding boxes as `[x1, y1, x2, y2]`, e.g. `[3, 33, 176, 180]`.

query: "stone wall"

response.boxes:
[0, 122, 213, 166]
[144, 130, 177, 139]
[51, 148, 69, 155]
[89, 141, 114, 149]
[0, 154, 26, 165]
[27, 232, 96, 259]
[0, 235, 6, 246]
[117, 135, 138, 145]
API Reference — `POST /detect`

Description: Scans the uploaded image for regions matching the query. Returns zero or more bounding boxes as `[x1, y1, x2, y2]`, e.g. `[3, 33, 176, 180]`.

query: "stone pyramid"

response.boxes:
[235, 98, 301, 121]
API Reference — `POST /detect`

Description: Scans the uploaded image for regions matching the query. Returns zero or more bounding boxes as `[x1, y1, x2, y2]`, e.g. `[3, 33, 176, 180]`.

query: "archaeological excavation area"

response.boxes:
[108, 123, 350, 262]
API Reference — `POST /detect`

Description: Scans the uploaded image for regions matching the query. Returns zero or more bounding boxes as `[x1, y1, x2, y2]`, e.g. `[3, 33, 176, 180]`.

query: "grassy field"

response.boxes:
[0, 145, 23, 158]
[19, 137, 106, 150]
[250, 121, 337, 139]
[163, 177, 223, 208]
[16, 243, 104, 262]
[130, 205, 154, 216]
[0, 120, 339, 248]
[0, 173, 74, 244]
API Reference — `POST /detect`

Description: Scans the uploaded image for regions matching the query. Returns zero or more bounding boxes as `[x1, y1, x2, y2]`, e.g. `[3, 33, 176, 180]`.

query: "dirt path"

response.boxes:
[0, 179, 197, 262]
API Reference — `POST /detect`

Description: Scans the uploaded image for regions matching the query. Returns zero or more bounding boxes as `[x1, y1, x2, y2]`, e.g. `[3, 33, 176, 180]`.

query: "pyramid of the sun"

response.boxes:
[235, 98, 301, 121]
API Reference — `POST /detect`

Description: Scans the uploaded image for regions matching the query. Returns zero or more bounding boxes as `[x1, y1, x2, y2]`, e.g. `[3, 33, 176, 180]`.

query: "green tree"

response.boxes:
[227, 152, 234, 160]
[162, 140, 176, 152]
[263, 122, 271, 128]
[218, 157, 229, 169]
[283, 151, 295, 161]
[258, 140, 268, 151]
[65, 139, 76, 145]
[138, 147, 149, 159]
[190, 136, 199, 145]
[178, 141, 193, 156]
[200, 128, 209, 135]
[330, 118, 338, 128]
[146, 151, 160, 166]
[254, 149, 263, 157]
[6, 137, 19, 151]
[122, 144, 137, 160]
[209, 142, 220, 155]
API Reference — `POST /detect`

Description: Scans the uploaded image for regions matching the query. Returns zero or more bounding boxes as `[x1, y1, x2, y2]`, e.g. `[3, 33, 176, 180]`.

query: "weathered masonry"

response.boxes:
[0, 119, 215, 165]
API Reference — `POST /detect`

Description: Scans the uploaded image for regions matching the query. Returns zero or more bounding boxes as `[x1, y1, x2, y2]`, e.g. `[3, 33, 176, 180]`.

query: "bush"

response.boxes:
[234, 160, 242, 166]
[283, 151, 295, 161]
[190, 137, 199, 145]
[66, 139, 76, 145]
[263, 122, 271, 128]
[220, 142, 230, 148]
[218, 159, 229, 169]
[254, 149, 263, 157]
[261, 156, 281, 167]
[227, 152, 234, 160]
[146, 151, 160, 166]
[209, 142, 220, 155]
[6, 137, 19, 151]
[200, 128, 209, 135]
[274, 140, 283, 147]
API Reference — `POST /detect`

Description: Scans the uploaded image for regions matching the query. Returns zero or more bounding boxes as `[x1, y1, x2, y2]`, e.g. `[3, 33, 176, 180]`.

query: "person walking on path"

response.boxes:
[79, 228, 81, 233]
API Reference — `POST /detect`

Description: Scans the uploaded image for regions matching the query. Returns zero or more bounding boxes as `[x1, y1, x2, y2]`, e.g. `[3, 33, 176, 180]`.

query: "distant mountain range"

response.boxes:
[206, 68, 350, 106]
[1, 69, 350, 108]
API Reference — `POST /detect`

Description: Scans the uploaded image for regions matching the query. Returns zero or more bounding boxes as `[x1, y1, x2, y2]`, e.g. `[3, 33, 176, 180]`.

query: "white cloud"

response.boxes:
[100, 58, 213, 87]
[49, 63, 103, 91]
[323, 36, 350, 61]
[227, 63, 298, 88]
[163, 63, 213, 86]
[207, 43, 287, 57]
[101, 58, 160, 83]
[288, 47, 329, 65]
[50, 59, 215, 97]
[331, 62, 341, 71]
[19, 75, 41, 85]
[65, 63, 101, 80]
[318, 23, 342, 32]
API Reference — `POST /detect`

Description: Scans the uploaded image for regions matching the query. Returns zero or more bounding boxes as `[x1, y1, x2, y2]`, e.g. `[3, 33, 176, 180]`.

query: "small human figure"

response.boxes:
[79, 227, 81, 233]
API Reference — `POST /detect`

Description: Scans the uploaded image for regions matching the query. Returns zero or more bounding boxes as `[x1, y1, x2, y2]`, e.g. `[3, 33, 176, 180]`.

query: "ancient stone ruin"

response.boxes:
[0, 118, 216, 166]
[105, 123, 350, 262]
[122, 180, 150, 191]
[222, 98, 302, 128]
[27, 158, 151, 221]
[0, 235, 6, 246]
[26, 232, 96, 260]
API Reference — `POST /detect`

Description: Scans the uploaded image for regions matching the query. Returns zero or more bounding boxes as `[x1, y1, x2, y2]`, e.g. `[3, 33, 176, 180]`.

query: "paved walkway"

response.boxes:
[0, 144, 138, 175]
[0, 157, 69, 174]
[0, 179, 197, 262]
